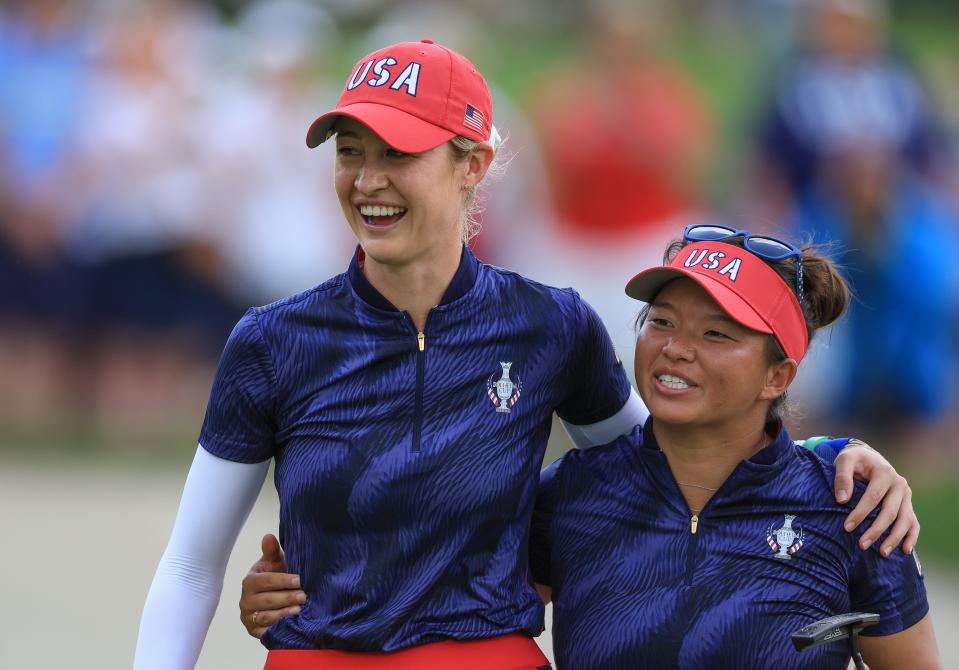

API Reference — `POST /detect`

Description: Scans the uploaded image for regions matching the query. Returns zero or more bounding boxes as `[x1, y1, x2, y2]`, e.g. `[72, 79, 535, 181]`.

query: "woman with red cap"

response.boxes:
[527, 226, 940, 669]
[133, 37, 637, 670]
[133, 39, 915, 670]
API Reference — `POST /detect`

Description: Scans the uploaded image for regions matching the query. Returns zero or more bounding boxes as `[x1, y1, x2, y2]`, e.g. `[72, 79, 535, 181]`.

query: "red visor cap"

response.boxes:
[306, 39, 492, 153]
[624, 241, 809, 362]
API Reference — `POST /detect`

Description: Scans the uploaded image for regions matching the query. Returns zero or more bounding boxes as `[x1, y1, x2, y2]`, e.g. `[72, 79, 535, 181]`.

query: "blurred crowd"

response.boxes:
[1, 0, 957, 464]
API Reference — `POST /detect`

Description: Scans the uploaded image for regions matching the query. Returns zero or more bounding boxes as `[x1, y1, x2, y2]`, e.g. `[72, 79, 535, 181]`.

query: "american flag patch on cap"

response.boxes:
[464, 104, 485, 133]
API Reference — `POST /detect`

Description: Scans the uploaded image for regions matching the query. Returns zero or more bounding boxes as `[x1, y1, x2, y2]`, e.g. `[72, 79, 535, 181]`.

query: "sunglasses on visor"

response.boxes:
[683, 224, 804, 304]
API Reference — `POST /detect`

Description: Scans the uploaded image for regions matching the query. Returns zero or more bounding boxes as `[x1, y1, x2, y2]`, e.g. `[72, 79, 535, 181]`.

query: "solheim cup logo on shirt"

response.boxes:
[767, 514, 805, 559]
[487, 362, 522, 413]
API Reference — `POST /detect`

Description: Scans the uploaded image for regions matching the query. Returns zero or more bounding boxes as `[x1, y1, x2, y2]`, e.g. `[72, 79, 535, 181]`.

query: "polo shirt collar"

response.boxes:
[347, 244, 479, 312]
[640, 417, 794, 468]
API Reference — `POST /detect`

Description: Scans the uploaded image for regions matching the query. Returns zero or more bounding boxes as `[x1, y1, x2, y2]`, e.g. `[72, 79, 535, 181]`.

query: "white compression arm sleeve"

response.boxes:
[133, 446, 271, 670]
[561, 386, 648, 449]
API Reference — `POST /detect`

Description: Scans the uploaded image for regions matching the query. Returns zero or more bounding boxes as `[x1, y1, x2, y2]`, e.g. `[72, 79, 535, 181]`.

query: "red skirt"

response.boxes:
[263, 632, 551, 670]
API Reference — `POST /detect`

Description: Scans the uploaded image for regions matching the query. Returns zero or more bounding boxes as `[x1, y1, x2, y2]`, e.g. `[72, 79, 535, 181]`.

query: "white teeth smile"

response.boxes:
[658, 374, 690, 389]
[359, 205, 407, 217]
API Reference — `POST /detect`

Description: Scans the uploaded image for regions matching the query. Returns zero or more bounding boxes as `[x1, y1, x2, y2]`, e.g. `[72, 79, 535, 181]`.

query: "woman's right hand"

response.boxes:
[239, 533, 306, 638]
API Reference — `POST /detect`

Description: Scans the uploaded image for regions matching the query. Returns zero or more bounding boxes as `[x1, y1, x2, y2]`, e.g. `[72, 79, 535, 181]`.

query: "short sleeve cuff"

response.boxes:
[198, 433, 274, 464]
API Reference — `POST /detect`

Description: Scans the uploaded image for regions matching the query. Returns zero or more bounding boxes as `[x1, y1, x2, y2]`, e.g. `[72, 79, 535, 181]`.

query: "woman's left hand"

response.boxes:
[833, 439, 919, 556]
[239, 534, 305, 638]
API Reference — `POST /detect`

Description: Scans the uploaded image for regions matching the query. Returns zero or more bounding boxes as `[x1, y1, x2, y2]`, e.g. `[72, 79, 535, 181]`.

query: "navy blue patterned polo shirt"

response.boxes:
[198, 245, 633, 651]
[531, 419, 928, 670]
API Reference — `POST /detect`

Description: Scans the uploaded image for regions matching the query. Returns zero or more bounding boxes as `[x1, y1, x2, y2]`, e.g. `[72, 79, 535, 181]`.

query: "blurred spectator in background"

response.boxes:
[71, 0, 242, 342]
[0, 0, 94, 428]
[788, 142, 959, 455]
[509, 0, 715, 375]
[64, 1, 244, 437]
[530, 0, 713, 241]
[750, 0, 948, 224]
[197, 0, 352, 304]
[749, 0, 959, 456]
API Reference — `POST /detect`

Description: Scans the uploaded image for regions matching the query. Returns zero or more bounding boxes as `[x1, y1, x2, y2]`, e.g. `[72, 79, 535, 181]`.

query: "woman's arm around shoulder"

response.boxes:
[802, 436, 919, 554]
[132, 446, 270, 670]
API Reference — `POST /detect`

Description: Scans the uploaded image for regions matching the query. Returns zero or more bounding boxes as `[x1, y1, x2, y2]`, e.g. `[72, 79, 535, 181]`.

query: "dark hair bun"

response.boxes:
[799, 246, 850, 330]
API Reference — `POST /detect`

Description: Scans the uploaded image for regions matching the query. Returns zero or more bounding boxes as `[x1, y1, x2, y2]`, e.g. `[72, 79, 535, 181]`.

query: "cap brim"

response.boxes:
[625, 267, 774, 335]
[306, 102, 456, 153]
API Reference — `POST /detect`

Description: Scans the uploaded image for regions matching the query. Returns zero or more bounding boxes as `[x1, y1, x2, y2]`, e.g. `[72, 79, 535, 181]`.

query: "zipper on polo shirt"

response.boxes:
[405, 313, 431, 454]
[685, 511, 700, 586]
[412, 330, 426, 452]
[681, 498, 708, 584]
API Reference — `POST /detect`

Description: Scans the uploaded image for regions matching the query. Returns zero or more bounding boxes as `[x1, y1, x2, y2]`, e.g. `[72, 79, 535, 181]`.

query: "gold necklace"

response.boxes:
[677, 481, 719, 492]
[678, 481, 717, 516]
[674, 432, 770, 496]
[675, 432, 771, 517]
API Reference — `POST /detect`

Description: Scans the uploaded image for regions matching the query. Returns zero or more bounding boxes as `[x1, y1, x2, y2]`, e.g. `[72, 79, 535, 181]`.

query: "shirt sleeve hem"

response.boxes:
[859, 600, 930, 637]
[199, 434, 273, 464]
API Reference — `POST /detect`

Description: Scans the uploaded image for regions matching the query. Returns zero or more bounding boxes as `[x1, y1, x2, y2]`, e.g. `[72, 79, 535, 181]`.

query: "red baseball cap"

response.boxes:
[625, 241, 809, 362]
[306, 39, 493, 153]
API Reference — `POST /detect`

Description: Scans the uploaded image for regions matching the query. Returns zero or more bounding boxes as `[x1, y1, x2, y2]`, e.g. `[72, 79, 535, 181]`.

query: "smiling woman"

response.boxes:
[528, 230, 941, 670]
[635, 278, 795, 433]
[331, 117, 492, 302]
[132, 39, 649, 670]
